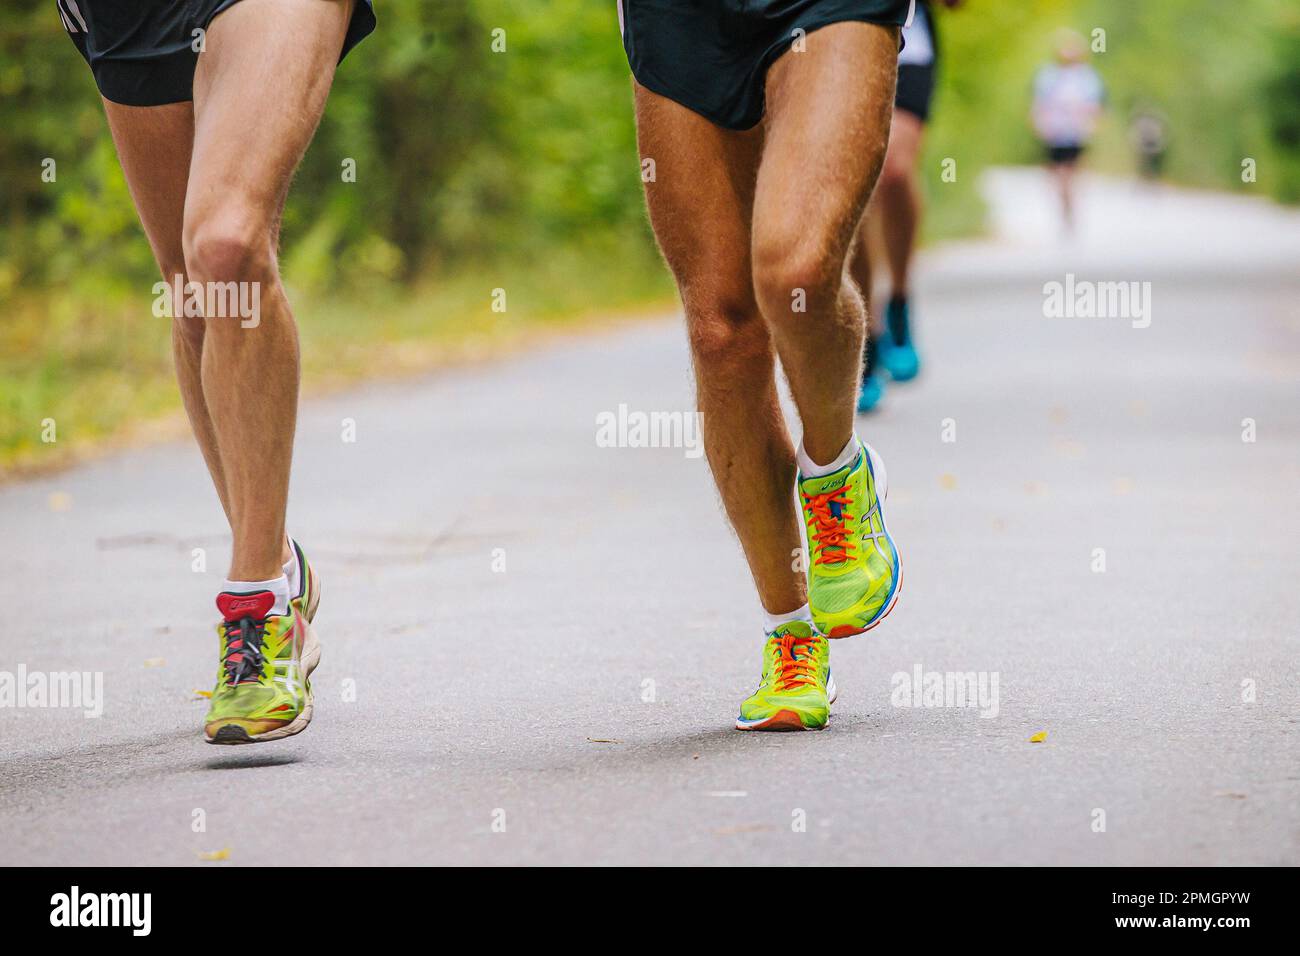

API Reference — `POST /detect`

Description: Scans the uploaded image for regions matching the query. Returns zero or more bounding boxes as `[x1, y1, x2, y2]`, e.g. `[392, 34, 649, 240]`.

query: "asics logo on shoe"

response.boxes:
[226, 598, 267, 614]
[216, 590, 276, 622]
[805, 473, 849, 495]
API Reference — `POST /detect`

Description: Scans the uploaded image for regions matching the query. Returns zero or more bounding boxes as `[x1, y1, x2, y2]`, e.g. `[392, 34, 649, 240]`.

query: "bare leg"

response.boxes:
[751, 21, 898, 464]
[101, 101, 239, 525]
[874, 109, 925, 296]
[182, 0, 355, 581]
[848, 107, 924, 321]
[635, 84, 806, 615]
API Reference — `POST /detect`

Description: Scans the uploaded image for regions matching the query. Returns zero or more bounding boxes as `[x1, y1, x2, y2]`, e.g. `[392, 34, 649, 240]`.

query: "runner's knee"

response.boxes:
[685, 295, 771, 371]
[752, 229, 843, 323]
[183, 210, 275, 285]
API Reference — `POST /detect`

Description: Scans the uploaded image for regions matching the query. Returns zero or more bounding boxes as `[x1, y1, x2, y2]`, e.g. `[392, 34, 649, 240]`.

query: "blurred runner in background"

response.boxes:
[1031, 29, 1105, 234]
[853, 0, 961, 414]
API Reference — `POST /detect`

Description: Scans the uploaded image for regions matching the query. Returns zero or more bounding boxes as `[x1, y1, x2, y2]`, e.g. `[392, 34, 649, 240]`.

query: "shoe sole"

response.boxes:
[735, 676, 837, 732]
[205, 618, 321, 745]
[816, 442, 903, 639]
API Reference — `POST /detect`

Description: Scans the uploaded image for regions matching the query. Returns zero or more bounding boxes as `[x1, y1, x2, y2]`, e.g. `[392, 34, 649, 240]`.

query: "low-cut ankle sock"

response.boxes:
[763, 603, 813, 634]
[223, 575, 291, 617]
[282, 538, 301, 599]
[797, 433, 860, 479]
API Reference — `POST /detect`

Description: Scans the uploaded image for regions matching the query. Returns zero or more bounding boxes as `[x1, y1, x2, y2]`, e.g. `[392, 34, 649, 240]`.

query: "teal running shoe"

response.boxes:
[858, 374, 886, 413]
[858, 332, 886, 413]
[880, 296, 920, 382]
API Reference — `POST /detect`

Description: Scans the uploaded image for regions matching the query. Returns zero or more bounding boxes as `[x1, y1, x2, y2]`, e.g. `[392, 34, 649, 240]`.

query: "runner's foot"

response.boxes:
[799, 440, 902, 637]
[880, 295, 920, 381]
[735, 621, 836, 731]
[204, 590, 319, 745]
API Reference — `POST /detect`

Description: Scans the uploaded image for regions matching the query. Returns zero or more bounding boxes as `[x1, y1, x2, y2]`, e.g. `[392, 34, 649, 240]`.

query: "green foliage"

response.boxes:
[1076, 0, 1300, 197]
[1, 0, 656, 297]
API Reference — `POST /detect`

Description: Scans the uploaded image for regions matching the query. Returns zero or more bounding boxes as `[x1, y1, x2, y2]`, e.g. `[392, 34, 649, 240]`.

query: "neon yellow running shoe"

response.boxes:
[735, 621, 836, 731]
[204, 590, 320, 745]
[799, 440, 902, 638]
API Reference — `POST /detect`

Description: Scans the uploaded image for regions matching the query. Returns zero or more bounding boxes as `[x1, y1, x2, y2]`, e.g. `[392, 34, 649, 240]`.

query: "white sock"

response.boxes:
[282, 538, 301, 599]
[797, 433, 860, 478]
[763, 603, 813, 634]
[223, 576, 291, 617]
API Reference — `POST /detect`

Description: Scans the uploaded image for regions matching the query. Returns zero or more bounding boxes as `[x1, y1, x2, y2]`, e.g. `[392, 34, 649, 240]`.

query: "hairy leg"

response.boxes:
[183, 0, 355, 580]
[635, 84, 806, 615]
[102, 100, 237, 524]
[847, 205, 876, 333]
[751, 21, 898, 464]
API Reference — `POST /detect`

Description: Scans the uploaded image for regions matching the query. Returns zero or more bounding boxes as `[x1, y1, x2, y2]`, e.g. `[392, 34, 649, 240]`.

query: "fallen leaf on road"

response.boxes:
[714, 824, 774, 835]
[197, 848, 230, 861]
[939, 473, 958, 491]
[1029, 731, 1048, 743]
[586, 737, 621, 744]
[1213, 791, 1247, 799]
[192, 690, 212, 699]
[143, 658, 165, 668]
[48, 492, 73, 512]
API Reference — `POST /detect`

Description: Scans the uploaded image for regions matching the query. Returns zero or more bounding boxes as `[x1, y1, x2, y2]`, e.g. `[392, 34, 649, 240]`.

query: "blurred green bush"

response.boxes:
[0, 0, 657, 300]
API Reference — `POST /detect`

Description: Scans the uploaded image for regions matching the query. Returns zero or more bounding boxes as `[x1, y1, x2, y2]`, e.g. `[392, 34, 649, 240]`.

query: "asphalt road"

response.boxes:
[2, 169, 1298, 865]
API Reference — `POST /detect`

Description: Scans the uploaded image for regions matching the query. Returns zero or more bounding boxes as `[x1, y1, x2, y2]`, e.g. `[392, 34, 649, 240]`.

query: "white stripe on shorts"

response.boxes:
[63, 0, 88, 32]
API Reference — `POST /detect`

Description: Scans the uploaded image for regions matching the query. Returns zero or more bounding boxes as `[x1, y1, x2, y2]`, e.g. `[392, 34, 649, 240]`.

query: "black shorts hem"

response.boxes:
[1047, 144, 1085, 165]
[629, 14, 906, 132]
[632, 73, 744, 132]
[92, 52, 199, 107]
[70, 0, 376, 107]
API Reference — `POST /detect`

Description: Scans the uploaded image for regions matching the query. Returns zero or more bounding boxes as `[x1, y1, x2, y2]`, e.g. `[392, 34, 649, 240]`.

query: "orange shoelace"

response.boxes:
[802, 484, 855, 564]
[774, 632, 819, 691]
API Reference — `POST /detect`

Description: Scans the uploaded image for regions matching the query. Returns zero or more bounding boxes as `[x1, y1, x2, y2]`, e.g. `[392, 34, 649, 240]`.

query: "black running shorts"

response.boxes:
[1046, 144, 1085, 165]
[57, 0, 376, 107]
[894, 64, 933, 122]
[893, 0, 936, 121]
[619, 0, 915, 130]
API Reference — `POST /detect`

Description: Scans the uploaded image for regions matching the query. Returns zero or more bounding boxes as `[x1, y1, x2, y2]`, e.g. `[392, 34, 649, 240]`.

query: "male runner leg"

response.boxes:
[62, 0, 373, 743]
[853, 0, 948, 410]
[625, 2, 907, 731]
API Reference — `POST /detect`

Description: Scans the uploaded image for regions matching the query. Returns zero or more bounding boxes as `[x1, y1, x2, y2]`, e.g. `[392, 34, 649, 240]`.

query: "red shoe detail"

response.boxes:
[217, 590, 276, 622]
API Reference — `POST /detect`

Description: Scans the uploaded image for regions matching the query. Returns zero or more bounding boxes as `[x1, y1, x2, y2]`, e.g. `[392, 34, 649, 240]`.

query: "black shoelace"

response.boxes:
[221, 617, 268, 685]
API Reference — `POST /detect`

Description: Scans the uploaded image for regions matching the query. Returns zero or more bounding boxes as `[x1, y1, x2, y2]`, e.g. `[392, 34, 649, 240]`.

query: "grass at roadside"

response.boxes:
[0, 234, 675, 479]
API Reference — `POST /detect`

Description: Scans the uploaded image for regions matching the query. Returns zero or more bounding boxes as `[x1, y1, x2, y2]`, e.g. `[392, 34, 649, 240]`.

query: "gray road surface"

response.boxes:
[2, 169, 1298, 865]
